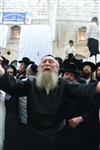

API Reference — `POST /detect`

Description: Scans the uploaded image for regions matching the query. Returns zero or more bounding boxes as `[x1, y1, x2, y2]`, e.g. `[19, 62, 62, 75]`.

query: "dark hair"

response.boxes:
[69, 40, 74, 44]
[91, 17, 98, 22]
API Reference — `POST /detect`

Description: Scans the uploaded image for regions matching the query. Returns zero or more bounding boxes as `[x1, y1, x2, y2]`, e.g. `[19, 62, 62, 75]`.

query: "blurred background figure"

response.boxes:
[86, 17, 99, 57]
[16, 57, 33, 80]
[64, 40, 76, 59]
[26, 63, 38, 77]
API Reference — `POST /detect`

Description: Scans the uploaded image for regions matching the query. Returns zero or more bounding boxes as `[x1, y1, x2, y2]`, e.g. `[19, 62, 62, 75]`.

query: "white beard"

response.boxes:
[36, 70, 58, 94]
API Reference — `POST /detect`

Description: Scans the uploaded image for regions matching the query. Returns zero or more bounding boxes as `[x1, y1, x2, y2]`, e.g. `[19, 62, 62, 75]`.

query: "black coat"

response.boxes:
[0, 73, 97, 150]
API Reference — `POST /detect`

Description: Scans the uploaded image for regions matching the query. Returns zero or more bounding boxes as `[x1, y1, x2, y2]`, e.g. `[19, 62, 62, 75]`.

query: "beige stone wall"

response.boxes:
[6, 20, 93, 61]
[53, 21, 90, 59]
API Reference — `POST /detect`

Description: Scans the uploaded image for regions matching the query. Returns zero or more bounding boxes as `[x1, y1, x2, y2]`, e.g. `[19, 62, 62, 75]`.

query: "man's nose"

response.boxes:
[45, 60, 50, 65]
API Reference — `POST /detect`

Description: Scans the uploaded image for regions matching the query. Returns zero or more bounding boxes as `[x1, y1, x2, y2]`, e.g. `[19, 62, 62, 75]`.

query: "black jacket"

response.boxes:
[0, 73, 97, 150]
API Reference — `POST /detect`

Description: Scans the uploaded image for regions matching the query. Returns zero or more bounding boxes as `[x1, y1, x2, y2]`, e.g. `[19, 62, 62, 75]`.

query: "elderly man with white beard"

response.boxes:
[0, 55, 100, 150]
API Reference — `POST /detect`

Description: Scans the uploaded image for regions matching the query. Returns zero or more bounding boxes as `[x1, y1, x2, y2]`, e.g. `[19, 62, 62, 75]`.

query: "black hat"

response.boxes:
[63, 58, 82, 70]
[31, 64, 38, 73]
[61, 62, 78, 75]
[6, 65, 17, 76]
[55, 57, 63, 74]
[96, 62, 100, 69]
[10, 65, 17, 76]
[18, 57, 32, 65]
[55, 57, 63, 67]
[81, 61, 96, 72]
[1, 56, 9, 69]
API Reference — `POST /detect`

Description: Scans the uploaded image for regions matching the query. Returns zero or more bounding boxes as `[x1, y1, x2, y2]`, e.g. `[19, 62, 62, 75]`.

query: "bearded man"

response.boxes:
[0, 55, 100, 150]
[81, 61, 96, 84]
[36, 63, 58, 94]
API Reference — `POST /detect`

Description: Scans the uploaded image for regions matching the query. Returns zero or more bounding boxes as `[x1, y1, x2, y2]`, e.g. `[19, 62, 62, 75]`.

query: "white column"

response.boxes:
[47, 0, 57, 40]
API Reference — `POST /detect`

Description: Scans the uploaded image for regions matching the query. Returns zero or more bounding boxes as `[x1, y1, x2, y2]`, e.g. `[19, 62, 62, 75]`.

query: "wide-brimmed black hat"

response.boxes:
[96, 62, 100, 69]
[61, 62, 78, 75]
[6, 64, 17, 76]
[18, 57, 32, 65]
[81, 61, 96, 72]
[63, 58, 82, 70]
[11, 65, 17, 76]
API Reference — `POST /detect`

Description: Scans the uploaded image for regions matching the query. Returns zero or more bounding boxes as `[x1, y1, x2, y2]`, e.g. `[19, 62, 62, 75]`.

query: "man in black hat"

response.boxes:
[62, 58, 86, 83]
[16, 57, 33, 80]
[82, 61, 100, 149]
[62, 61, 99, 150]
[81, 61, 96, 84]
[64, 40, 76, 59]
[62, 62, 78, 82]
[6, 65, 17, 77]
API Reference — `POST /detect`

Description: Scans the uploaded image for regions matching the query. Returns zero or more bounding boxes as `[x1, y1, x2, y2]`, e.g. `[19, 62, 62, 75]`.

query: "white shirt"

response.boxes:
[64, 45, 76, 57]
[86, 22, 99, 41]
[85, 78, 91, 84]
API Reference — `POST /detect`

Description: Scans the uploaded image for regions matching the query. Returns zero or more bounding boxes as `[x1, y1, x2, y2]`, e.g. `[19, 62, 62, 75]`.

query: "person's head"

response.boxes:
[18, 57, 32, 72]
[19, 63, 26, 73]
[69, 40, 74, 46]
[26, 63, 38, 76]
[6, 65, 17, 76]
[36, 55, 59, 93]
[39, 55, 59, 74]
[63, 72, 76, 81]
[82, 61, 96, 79]
[63, 57, 82, 71]
[91, 17, 98, 25]
[96, 62, 100, 80]
[62, 62, 78, 81]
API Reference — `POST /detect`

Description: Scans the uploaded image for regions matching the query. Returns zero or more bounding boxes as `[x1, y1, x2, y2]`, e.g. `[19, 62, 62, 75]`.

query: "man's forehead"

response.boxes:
[83, 65, 91, 68]
[41, 56, 56, 62]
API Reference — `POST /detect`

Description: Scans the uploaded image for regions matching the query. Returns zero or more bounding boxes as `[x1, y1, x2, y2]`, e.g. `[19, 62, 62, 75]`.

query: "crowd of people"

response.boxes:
[0, 15, 99, 150]
[0, 53, 99, 150]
